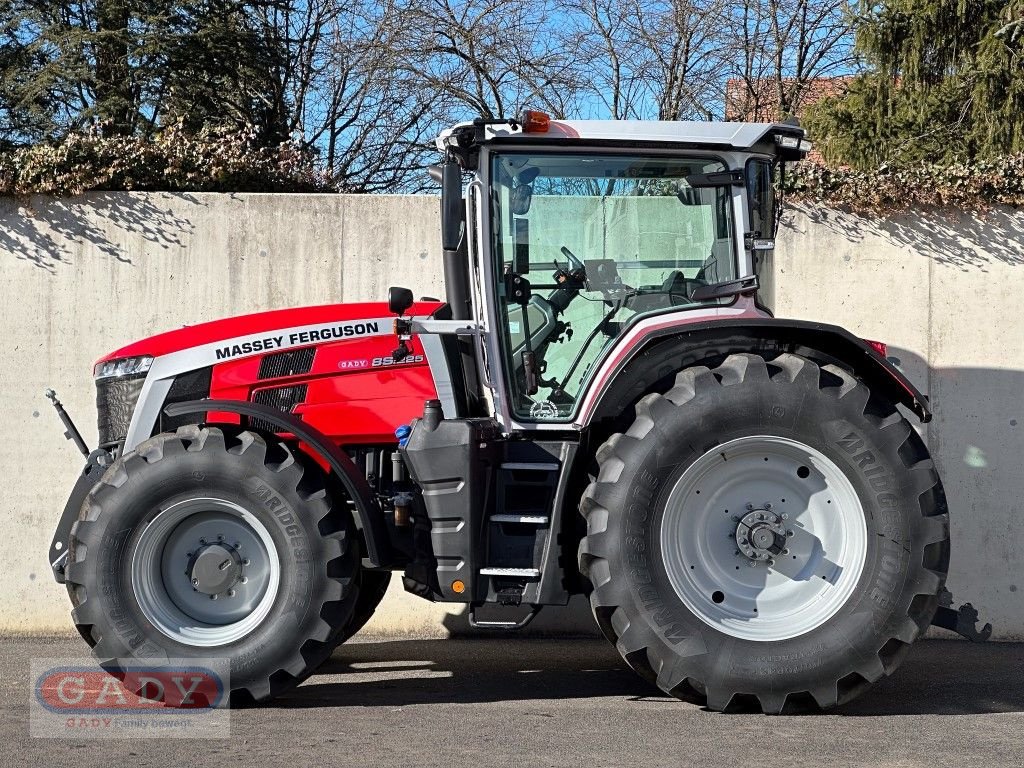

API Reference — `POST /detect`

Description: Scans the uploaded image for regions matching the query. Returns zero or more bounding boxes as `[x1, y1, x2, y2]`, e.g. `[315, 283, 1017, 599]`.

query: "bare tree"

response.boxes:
[722, 0, 857, 121]
[559, 0, 647, 119]
[390, 0, 578, 121]
[249, 0, 442, 191]
[625, 0, 731, 120]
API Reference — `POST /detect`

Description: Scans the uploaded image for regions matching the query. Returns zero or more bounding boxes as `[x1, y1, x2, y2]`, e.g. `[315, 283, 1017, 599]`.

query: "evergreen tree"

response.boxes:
[0, 0, 288, 147]
[805, 0, 1024, 168]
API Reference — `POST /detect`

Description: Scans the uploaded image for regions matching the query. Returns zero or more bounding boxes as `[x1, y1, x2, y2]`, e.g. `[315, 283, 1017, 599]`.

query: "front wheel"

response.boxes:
[65, 426, 360, 704]
[579, 352, 949, 713]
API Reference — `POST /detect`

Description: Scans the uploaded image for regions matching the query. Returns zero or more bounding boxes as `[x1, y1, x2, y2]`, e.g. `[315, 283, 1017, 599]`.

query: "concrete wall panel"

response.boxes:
[2, 192, 1020, 639]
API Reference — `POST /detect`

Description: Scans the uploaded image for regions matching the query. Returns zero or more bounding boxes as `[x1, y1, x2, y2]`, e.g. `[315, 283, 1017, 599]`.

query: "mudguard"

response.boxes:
[587, 317, 931, 425]
[163, 399, 391, 566]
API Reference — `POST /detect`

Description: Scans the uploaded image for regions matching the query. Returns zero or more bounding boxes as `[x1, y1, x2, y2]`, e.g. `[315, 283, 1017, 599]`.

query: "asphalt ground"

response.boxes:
[1, 635, 1021, 767]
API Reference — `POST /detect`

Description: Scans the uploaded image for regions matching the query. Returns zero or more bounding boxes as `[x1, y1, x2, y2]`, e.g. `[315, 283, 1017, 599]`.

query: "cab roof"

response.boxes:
[435, 118, 806, 154]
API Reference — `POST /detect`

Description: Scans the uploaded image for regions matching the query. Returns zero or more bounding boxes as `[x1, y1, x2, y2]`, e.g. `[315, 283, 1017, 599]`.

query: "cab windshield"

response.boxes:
[490, 151, 737, 421]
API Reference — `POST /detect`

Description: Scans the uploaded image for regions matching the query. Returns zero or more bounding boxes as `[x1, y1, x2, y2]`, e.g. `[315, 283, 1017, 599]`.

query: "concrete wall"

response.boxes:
[1, 192, 1021, 638]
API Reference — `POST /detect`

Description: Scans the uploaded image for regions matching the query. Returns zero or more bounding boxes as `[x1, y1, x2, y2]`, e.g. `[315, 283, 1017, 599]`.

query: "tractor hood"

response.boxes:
[96, 301, 444, 365]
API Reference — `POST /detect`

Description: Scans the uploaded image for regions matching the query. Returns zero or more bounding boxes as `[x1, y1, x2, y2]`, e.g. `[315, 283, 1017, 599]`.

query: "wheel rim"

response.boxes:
[660, 435, 867, 642]
[131, 498, 280, 647]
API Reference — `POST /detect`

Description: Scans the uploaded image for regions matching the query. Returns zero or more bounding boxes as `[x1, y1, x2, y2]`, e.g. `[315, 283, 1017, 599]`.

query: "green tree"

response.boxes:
[0, 0, 288, 147]
[805, 0, 1024, 168]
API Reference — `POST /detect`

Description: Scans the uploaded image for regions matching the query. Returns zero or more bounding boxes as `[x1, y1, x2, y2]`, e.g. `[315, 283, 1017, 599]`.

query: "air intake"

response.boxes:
[258, 347, 315, 380]
[249, 384, 308, 433]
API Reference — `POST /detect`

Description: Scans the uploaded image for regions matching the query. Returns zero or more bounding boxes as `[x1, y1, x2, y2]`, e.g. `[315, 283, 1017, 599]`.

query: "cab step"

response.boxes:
[479, 567, 541, 578]
[490, 514, 549, 524]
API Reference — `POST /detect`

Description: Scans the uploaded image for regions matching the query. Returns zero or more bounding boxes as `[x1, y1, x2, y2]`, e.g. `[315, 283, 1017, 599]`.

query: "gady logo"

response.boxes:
[35, 666, 225, 713]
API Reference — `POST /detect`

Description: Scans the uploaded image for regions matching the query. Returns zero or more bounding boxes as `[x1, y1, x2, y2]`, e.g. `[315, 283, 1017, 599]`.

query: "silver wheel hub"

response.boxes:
[188, 542, 243, 596]
[132, 498, 280, 646]
[660, 435, 868, 642]
[734, 507, 788, 562]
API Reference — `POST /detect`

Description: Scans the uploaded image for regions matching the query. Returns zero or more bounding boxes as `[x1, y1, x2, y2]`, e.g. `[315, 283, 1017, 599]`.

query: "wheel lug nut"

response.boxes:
[199, 538, 207, 545]
[787, 530, 794, 537]
[765, 503, 772, 509]
[767, 559, 775, 567]
[227, 589, 236, 597]
[746, 503, 754, 510]
[240, 576, 248, 584]
[210, 594, 218, 600]
[242, 559, 251, 566]
[781, 513, 788, 520]
[191, 578, 199, 586]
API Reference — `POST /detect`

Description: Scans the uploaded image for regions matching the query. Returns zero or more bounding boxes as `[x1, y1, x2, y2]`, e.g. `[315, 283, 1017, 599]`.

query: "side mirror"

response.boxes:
[510, 184, 533, 215]
[388, 286, 414, 316]
[510, 166, 539, 216]
[441, 161, 463, 252]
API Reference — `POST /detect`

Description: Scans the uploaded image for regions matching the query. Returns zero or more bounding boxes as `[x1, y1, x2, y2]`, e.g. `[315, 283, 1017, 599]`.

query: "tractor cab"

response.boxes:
[415, 111, 811, 431]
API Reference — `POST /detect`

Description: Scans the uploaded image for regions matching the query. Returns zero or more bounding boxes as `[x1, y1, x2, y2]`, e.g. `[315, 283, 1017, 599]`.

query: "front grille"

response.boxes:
[96, 374, 146, 446]
[258, 347, 315, 380]
[249, 384, 308, 433]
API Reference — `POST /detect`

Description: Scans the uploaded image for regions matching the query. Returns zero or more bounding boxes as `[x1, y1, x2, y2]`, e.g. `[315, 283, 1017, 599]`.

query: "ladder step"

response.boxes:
[480, 567, 541, 578]
[490, 514, 549, 524]
[500, 462, 560, 472]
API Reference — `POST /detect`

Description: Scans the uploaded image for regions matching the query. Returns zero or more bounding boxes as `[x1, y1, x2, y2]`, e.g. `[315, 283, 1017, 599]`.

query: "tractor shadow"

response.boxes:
[275, 638, 1024, 716]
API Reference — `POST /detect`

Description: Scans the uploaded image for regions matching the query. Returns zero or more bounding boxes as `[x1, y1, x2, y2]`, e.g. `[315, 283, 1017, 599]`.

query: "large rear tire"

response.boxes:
[579, 352, 949, 713]
[65, 425, 360, 704]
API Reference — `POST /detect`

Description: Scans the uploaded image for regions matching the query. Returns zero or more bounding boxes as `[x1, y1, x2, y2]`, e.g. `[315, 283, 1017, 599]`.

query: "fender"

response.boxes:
[163, 399, 391, 567]
[587, 317, 931, 425]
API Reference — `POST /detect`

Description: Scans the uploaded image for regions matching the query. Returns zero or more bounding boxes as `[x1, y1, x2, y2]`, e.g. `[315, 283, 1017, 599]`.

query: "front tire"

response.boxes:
[579, 353, 949, 713]
[336, 569, 392, 642]
[65, 426, 360, 704]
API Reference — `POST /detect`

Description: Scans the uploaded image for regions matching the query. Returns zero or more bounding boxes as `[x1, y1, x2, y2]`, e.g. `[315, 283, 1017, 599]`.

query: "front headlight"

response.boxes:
[94, 355, 153, 380]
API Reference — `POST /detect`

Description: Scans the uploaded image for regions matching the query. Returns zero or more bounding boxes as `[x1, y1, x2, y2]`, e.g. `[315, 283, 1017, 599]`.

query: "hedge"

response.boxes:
[785, 155, 1024, 214]
[3, 127, 1024, 216]
[0, 125, 329, 196]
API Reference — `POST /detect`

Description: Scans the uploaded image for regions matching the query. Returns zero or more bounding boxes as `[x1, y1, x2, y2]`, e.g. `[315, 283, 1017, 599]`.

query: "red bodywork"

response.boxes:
[208, 333, 438, 445]
[101, 301, 445, 445]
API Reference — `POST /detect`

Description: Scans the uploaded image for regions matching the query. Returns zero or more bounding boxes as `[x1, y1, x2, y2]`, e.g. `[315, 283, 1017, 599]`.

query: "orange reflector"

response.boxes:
[451, 580, 466, 594]
[865, 339, 887, 357]
[521, 109, 551, 133]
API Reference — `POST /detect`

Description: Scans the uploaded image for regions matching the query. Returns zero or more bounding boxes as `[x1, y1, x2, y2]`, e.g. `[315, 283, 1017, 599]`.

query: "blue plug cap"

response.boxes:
[395, 424, 412, 447]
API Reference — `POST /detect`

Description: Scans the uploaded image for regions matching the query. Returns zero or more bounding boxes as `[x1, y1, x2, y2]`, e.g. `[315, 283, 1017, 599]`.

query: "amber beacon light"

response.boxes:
[520, 109, 551, 133]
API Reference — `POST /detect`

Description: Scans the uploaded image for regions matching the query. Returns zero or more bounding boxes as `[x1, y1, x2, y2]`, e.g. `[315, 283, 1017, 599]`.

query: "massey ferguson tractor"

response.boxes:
[48, 112, 950, 713]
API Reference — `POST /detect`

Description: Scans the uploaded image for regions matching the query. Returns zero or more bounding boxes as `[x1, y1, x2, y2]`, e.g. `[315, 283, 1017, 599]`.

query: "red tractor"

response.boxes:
[49, 113, 949, 713]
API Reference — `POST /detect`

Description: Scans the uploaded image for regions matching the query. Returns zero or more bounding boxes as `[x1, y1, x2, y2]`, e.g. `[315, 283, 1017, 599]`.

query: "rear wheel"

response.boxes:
[579, 352, 949, 713]
[65, 426, 360, 704]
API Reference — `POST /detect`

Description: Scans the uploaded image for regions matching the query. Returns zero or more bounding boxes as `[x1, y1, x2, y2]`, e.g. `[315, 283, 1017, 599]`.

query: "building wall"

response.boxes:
[1, 192, 1020, 637]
